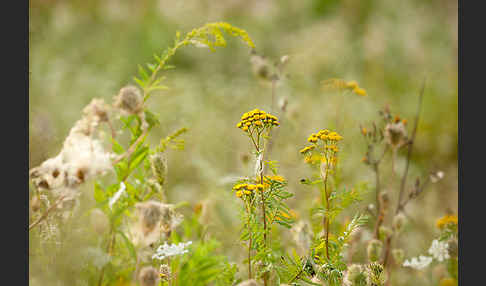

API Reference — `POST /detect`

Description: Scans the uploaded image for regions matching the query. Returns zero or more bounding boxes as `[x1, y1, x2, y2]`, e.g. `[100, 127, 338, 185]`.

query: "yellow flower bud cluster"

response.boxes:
[436, 214, 458, 229]
[236, 109, 279, 132]
[307, 129, 343, 143]
[233, 183, 264, 198]
[301, 129, 342, 166]
[322, 78, 367, 96]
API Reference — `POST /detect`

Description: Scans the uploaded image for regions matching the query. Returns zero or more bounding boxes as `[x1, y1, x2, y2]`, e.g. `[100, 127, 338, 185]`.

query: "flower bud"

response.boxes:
[392, 249, 405, 265]
[367, 239, 383, 262]
[379, 226, 393, 240]
[150, 152, 168, 185]
[90, 209, 110, 235]
[392, 213, 406, 232]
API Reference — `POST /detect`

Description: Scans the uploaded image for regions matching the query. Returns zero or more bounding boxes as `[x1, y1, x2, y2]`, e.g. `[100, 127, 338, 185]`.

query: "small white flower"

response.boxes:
[152, 241, 192, 260]
[428, 239, 450, 262]
[403, 255, 432, 270]
[109, 182, 126, 209]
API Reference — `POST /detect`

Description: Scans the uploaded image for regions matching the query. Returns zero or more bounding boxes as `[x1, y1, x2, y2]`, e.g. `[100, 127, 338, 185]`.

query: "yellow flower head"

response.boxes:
[299, 145, 316, 154]
[436, 214, 458, 229]
[353, 87, 367, 96]
[236, 109, 280, 132]
[345, 80, 359, 89]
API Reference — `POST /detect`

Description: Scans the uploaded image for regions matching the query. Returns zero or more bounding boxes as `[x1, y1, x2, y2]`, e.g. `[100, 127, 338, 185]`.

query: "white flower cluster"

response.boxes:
[152, 241, 192, 260]
[403, 239, 450, 270]
[403, 255, 433, 270]
[428, 239, 450, 262]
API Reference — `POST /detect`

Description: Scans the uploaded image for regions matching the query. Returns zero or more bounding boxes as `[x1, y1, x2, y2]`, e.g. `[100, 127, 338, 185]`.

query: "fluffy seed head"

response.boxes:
[114, 85, 144, 115]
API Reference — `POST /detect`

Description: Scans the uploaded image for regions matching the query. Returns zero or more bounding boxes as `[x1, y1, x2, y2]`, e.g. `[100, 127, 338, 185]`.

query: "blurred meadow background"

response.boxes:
[29, 0, 457, 285]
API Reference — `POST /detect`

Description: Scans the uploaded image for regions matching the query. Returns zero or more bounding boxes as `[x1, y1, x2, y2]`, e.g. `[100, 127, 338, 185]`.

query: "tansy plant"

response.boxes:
[29, 22, 254, 286]
[297, 130, 369, 286]
[234, 108, 295, 286]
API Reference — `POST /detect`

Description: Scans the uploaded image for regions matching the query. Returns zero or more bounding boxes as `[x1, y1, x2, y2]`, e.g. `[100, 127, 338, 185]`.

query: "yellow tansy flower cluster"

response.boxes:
[322, 78, 367, 96]
[300, 129, 342, 166]
[233, 183, 264, 198]
[307, 129, 343, 143]
[436, 214, 458, 229]
[236, 109, 280, 132]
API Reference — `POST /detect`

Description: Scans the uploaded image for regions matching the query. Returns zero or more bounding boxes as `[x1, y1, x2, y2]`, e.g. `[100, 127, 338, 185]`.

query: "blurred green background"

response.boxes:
[29, 0, 457, 285]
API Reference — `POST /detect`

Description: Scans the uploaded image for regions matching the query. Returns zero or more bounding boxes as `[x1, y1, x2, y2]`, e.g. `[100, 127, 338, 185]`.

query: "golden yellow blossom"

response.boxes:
[236, 109, 280, 133]
[436, 214, 458, 229]
[353, 87, 367, 96]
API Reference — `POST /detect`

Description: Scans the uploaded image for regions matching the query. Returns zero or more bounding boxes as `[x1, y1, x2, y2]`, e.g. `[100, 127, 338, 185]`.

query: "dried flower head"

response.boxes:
[158, 264, 172, 282]
[139, 266, 159, 286]
[114, 85, 144, 115]
[130, 201, 183, 247]
[384, 121, 408, 149]
[29, 99, 113, 203]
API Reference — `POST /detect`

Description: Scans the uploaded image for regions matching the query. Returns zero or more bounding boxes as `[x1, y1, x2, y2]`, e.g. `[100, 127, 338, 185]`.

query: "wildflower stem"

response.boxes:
[29, 195, 66, 231]
[245, 201, 253, 279]
[396, 79, 426, 215]
[322, 151, 331, 260]
[373, 163, 383, 239]
[112, 128, 148, 166]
